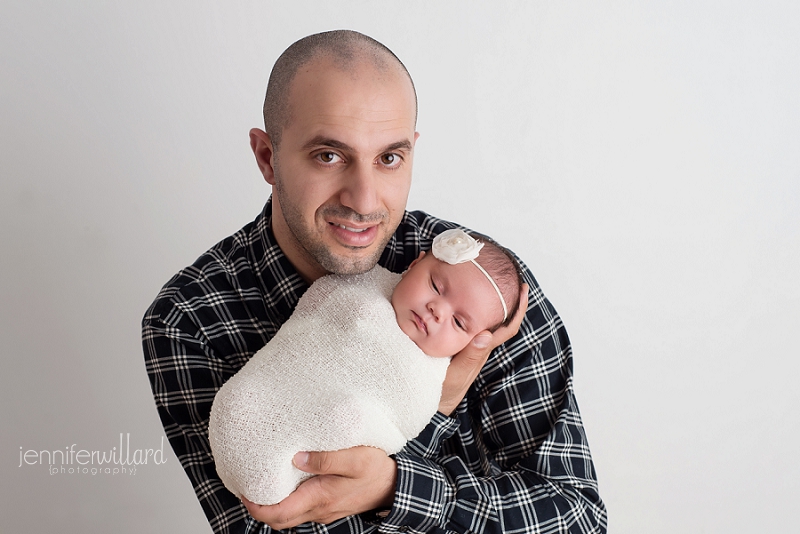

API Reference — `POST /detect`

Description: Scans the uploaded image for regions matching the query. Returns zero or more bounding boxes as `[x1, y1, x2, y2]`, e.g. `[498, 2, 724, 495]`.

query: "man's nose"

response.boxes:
[339, 160, 380, 216]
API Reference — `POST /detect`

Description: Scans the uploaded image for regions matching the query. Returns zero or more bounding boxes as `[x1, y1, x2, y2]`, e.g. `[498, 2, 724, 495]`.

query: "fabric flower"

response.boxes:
[431, 229, 483, 265]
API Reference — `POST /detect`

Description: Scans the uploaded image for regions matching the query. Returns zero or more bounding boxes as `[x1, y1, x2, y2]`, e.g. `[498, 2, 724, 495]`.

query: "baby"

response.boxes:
[208, 229, 523, 505]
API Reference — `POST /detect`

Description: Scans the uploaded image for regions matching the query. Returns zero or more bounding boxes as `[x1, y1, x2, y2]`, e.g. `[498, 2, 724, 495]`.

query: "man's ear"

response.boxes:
[249, 128, 276, 185]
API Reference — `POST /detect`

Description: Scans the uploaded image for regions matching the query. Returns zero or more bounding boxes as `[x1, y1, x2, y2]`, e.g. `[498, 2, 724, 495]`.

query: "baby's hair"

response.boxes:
[469, 232, 525, 332]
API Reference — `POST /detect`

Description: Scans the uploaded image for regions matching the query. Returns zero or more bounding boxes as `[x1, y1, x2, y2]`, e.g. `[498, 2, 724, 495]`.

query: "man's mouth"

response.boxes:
[332, 223, 368, 233]
[327, 220, 380, 247]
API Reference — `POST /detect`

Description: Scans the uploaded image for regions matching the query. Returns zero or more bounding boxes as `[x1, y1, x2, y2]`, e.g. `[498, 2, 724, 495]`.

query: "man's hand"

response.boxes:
[242, 446, 396, 529]
[438, 284, 529, 416]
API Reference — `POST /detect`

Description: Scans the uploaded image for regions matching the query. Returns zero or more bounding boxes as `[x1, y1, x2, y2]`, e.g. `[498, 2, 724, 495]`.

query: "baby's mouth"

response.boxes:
[412, 311, 427, 334]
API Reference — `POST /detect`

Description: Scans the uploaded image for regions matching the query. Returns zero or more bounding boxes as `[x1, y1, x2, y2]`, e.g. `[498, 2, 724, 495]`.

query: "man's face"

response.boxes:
[391, 254, 505, 358]
[264, 57, 418, 280]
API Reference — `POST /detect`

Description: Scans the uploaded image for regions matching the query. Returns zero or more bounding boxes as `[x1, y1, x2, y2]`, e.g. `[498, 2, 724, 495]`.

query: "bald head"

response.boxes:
[263, 30, 417, 147]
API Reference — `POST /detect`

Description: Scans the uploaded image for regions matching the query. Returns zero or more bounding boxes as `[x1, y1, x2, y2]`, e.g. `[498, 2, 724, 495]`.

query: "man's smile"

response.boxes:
[326, 219, 380, 247]
[332, 223, 368, 233]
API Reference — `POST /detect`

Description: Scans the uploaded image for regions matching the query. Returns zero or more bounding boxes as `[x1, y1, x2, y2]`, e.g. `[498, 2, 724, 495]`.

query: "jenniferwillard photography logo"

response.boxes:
[19, 433, 167, 476]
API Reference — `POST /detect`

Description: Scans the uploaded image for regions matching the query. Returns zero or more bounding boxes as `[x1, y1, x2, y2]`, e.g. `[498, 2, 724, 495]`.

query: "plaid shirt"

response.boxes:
[142, 198, 607, 534]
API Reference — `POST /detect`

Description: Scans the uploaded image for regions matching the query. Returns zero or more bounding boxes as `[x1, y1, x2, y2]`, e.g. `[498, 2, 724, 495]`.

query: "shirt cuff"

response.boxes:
[378, 453, 453, 534]
[400, 411, 460, 460]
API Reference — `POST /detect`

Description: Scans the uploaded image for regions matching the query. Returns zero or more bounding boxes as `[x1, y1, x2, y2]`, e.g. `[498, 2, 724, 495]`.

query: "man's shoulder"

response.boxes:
[143, 222, 256, 318]
[398, 209, 457, 235]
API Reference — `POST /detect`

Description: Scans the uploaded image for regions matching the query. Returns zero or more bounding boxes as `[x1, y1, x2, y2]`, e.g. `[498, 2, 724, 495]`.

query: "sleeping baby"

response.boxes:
[208, 229, 523, 505]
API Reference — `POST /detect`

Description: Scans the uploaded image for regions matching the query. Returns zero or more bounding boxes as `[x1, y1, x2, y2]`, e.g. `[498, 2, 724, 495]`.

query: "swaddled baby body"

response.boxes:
[208, 230, 523, 505]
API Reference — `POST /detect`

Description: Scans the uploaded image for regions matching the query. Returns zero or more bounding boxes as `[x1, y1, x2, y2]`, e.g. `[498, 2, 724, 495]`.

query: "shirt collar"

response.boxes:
[252, 196, 427, 323]
[250, 196, 309, 328]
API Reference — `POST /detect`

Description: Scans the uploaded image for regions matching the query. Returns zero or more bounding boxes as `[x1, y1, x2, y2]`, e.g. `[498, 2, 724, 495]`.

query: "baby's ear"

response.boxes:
[403, 251, 426, 276]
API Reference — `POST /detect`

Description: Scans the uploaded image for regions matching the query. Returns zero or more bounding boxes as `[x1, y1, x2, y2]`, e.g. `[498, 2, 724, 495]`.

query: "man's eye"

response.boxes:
[317, 152, 341, 164]
[379, 153, 402, 168]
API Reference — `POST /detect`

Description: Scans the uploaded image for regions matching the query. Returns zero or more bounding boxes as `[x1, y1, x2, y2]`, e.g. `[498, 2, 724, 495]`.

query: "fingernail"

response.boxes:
[292, 452, 308, 467]
[473, 334, 491, 349]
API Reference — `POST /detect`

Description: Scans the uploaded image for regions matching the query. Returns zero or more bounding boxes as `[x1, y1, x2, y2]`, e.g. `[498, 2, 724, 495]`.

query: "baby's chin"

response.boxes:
[413, 339, 462, 359]
[394, 319, 454, 358]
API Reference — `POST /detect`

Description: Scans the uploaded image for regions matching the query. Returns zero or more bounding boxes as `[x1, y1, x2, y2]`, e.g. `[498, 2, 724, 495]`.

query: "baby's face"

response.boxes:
[391, 253, 504, 357]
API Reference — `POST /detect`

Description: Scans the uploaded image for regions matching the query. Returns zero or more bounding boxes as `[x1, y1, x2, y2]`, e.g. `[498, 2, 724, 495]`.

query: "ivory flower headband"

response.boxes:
[431, 229, 508, 321]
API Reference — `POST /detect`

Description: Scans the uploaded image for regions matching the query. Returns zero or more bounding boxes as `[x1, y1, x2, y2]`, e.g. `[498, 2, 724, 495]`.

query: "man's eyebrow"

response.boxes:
[382, 140, 413, 152]
[301, 136, 353, 151]
[300, 136, 413, 153]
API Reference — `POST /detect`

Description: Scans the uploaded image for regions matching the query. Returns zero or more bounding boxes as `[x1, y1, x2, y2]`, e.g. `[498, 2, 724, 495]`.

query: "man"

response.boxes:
[142, 30, 606, 533]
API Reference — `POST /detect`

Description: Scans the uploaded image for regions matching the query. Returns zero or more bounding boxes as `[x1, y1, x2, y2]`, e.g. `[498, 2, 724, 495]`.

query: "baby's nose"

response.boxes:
[427, 301, 444, 322]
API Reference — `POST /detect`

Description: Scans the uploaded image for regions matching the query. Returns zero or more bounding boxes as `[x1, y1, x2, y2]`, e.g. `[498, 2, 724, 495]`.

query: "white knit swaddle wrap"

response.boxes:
[208, 266, 450, 505]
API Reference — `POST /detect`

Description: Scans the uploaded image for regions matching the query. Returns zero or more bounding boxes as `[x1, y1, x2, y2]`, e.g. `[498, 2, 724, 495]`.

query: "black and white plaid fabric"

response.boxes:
[142, 198, 607, 534]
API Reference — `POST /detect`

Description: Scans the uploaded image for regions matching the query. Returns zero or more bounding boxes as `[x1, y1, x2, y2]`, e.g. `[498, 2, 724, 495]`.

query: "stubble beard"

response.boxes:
[273, 172, 394, 276]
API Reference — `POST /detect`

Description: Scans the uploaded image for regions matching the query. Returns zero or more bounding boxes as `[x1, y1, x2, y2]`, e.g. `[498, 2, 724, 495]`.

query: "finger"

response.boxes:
[491, 283, 529, 346]
[242, 484, 320, 530]
[245, 455, 393, 529]
[438, 340, 492, 415]
[472, 332, 492, 349]
[448, 283, 529, 378]
[451, 336, 492, 372]
[241, 496, 256, 514]
[293, 447, 368, 476]
[516, 283, 529, 323]
[438, 284, 529, 415]
[459, 284, 529, 359]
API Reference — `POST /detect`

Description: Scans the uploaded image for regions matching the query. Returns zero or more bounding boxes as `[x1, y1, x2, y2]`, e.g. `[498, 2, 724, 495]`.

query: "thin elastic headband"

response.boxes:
[469, 259, 508, 322]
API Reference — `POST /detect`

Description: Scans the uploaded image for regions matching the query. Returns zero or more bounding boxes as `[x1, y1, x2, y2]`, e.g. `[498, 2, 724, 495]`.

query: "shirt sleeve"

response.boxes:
[379, 269, 608, 534]
[142, 293, 378, 534]
[142, 301, 265, 534]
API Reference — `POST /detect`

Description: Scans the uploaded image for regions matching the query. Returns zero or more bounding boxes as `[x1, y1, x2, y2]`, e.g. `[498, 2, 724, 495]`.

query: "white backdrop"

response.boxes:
[2, 2, 798, 533]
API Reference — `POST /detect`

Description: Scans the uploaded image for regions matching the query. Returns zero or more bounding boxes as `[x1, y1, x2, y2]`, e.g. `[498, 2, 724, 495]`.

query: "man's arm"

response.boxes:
[245, 274, 606, 533]
[142, 307, 259, 534]
[381, 270, 607, 534]
[144, 284, 384, 534]
[243, 288, 527, 530]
